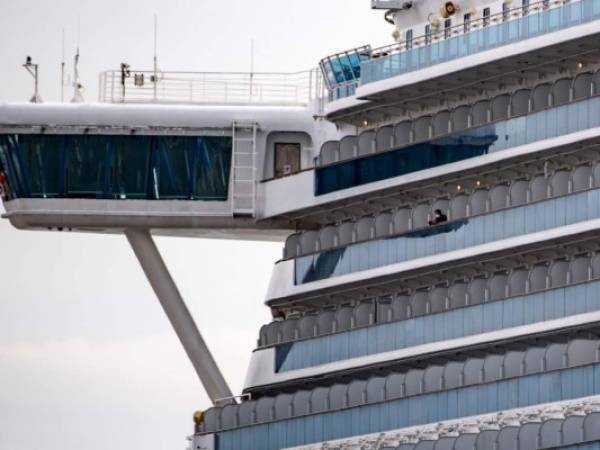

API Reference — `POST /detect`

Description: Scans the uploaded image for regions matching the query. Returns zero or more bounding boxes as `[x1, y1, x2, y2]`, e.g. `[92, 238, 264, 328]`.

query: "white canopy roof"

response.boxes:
[0, 102, 315, 132]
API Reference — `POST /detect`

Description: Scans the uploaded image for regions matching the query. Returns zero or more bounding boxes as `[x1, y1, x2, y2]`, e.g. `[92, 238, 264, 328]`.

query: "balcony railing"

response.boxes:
[98, 68, 325, 107]
[315, 95, 600, 195]
[296, 186, 600, 284]
[324, 0, 600, 100]
[209, 364, 600, 450]
[276, 278, 600, 372]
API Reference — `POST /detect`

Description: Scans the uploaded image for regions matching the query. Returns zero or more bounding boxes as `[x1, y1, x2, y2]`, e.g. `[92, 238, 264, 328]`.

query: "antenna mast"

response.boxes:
[71, 18, 85, 103]
[249, 39, 254, 103]
[153, 14, 158, 102]
[61, 29, 65, 103]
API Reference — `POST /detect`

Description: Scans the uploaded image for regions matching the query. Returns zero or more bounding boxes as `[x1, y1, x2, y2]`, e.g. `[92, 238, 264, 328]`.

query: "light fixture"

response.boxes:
[476, 180, 481, 187]
[440, 1, 458, 18]
[457, 184, 462, 191]
[577, 62, 584, 69]
[363, 120, 369, 127]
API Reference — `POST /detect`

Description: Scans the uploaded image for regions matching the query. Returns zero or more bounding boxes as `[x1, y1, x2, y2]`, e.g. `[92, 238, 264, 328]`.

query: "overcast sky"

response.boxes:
[0, 2, 390, 450]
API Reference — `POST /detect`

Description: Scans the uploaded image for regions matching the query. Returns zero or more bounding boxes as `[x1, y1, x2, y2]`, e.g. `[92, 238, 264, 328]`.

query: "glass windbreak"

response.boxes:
[320, 46, 372, 90]
[296, 188, 600, 284]
[0, 134, 232, 201]
[214, 364, 600, 450]
[276, 278, 600, 372]
[316, 96, 600, 195]
[361, 0, 600, 86]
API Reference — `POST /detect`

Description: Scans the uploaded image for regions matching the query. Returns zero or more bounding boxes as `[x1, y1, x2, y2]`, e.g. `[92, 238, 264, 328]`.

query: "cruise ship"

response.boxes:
[2, 0, 600, 449]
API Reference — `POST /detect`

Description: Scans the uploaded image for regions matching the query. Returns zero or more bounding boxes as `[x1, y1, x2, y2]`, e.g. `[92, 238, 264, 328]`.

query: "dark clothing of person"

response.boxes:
[429, 213, 448, 226]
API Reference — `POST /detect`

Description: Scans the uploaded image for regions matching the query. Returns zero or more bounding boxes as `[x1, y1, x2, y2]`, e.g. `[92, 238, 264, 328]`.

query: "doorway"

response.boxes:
[274, 143, 301, 178]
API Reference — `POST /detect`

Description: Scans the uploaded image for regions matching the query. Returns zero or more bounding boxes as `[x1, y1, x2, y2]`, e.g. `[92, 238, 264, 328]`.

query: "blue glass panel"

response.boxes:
[337, 54, 355, 82]
[316, 97, 600, 196]
[213, 364, 600, 450]
[276, 279, 600, 372]
[111, 135, 152, 199]
[357, 0, 600, 90]
[319, 47, 371, 96]
[194, 136, 232, 200]
[0, 134, 63, 198]
[329, 57, 346, 84]
[297, 187, 600, 284]
[65, 135, 111, 198]
[347, 53, 362, 78]
[0, 134, 232, 201]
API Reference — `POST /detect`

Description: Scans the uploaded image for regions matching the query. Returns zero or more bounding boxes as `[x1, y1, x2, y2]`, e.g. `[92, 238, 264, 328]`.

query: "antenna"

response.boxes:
[153, 14, 158, 101]
[61, 28, 65, 103]
[71, 17, 84, 103]
[250, 39, 255, 74]
[23, 56, 43, 103]
[249, 39, 255, 103]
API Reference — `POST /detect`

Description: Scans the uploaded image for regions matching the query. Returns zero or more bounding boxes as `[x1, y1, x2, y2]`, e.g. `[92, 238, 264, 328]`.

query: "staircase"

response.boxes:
[231, 121, 258, 216]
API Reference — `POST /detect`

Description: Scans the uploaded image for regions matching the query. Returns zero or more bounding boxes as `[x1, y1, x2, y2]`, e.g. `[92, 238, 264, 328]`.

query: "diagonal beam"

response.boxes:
[125, 229, 233, 405]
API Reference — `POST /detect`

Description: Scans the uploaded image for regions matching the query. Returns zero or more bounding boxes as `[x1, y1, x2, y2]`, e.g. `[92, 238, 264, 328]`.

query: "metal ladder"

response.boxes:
[231, 121, 258, 216]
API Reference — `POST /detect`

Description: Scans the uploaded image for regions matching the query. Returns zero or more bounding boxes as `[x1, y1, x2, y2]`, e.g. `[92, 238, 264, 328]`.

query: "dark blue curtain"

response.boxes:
[0, 134, 232, 201]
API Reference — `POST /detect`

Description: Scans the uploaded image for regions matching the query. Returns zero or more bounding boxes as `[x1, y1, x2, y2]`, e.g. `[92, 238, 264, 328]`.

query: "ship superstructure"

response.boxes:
[2, 0, 600, 449]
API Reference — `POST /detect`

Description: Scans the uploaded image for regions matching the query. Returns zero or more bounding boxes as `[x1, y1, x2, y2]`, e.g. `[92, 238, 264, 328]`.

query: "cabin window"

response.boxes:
[405, 29, 413, 49]
[274, 143, 301, 178]
[502, 2, 510, 20]
[463, 13, 471, 33]
[444, 19, 452, 38]
[483, 7, 491, 26]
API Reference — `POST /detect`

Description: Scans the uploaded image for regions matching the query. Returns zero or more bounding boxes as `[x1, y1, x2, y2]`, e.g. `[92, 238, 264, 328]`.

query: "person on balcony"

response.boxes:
[429, 209, 448, 226]
[0, 171, 9, 201]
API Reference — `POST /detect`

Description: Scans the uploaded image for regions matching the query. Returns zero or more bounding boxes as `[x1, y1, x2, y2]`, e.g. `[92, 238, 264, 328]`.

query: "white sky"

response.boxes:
[0, 2, 390, 449]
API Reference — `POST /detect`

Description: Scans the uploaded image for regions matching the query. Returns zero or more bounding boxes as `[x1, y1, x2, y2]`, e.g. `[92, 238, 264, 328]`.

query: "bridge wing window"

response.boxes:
[319, 46, 372, 91]
[0, 134, 232, 201]
[0, 134, 63, 198]
[112, 135, 152, 199]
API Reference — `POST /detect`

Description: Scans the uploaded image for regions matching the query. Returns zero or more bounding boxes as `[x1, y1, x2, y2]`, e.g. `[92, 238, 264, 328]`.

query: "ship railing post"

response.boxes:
[125, 229, 233, 405]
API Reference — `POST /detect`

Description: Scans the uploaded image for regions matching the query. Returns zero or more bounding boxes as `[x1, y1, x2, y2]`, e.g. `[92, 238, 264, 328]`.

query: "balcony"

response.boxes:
[360, 0, 600, 87]
[294, 186, 600, 285]
[274, 278, 600, 372]
[316, 85, 600, 195]
[203, 363, 600, 450]
[280, 395, 600, 450]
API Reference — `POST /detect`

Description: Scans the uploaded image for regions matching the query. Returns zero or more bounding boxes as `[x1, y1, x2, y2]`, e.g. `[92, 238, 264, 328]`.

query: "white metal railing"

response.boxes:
[368, 0, 574, 59]
[98, 68, 325, 106]
[325, 0, 583, 99]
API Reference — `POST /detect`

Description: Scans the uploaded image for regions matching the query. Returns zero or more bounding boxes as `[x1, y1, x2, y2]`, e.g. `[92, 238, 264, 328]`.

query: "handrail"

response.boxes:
[99, 68, 325, 106]
[257, 271, 600, 349]
[368, 0, 561, 58]
[324, 0, 579, 95]
[318, 68, 599, 168]
[285, 181, 600, 262]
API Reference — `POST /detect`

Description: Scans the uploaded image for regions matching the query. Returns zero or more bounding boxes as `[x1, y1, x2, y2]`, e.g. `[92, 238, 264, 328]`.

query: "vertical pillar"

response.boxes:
[125, 229, 233, 405]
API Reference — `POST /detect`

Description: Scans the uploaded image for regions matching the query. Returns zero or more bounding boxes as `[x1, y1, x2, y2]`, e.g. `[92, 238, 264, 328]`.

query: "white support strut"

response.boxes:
[125, 229, 233, 405]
